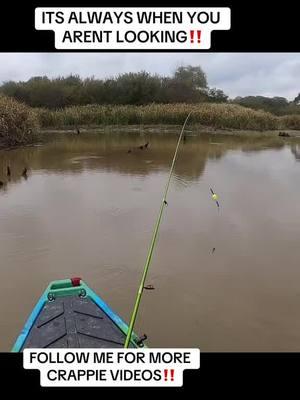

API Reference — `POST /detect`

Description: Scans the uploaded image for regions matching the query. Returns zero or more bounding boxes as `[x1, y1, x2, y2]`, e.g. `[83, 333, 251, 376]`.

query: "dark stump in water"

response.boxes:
[279, 132, 290, 137]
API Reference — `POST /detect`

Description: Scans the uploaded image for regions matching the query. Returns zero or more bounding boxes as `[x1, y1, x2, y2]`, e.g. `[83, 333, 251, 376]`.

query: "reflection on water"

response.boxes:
[291, 144, 300, 161]
[1, 132, 300, 351]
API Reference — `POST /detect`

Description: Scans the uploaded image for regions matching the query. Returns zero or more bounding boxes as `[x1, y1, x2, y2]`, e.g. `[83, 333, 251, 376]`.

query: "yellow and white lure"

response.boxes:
[210, 188, 220, 208]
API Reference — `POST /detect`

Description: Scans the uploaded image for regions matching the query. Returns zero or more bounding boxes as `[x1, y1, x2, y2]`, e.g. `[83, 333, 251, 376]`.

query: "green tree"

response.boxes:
[114, 72, 162, 105]
[173, 65, 207, 89]
[207, 88, 228, 103]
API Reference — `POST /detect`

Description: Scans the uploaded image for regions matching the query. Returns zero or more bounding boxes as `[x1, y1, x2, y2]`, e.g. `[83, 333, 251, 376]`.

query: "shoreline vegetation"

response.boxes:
[0, 96, 39, 148]
[37, 103, 300, 131]
[1, 67, 300, 148]
[1, 100, 300, 149]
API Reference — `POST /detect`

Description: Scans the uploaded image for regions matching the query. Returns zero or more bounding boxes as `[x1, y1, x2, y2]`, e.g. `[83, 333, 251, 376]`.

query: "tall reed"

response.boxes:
[0, 95, 39, 146]
[36, 103, 282, 130]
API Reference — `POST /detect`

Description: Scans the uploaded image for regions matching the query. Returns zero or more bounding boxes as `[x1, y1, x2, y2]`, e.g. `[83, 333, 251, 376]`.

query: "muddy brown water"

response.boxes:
[1, 132, 300, 351]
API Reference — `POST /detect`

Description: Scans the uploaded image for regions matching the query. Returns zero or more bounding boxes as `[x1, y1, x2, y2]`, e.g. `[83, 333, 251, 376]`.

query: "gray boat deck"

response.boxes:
[22, 295, 133, 349]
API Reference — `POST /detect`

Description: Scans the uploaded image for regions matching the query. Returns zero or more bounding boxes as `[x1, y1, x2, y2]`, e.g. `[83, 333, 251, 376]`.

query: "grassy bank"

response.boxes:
[37, 103, 278, 130]
[36, 103, 300, 131]
[2, 99, 300, 149]
[0, 95, 39, 147]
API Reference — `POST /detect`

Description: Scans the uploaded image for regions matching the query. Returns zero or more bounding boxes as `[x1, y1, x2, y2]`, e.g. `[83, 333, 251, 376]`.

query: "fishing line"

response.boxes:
[124, 112, 192, 348]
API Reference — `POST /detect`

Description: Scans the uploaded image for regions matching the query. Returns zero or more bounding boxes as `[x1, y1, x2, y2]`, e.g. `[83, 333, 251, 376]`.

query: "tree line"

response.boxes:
[233, 95, 300, 115]
[0, 66, 226, 108]
[0, 65, 299, 115]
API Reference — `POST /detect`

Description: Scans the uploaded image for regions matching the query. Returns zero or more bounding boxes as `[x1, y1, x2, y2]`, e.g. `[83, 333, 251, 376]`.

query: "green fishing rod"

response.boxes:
[124, 112, 192, 348]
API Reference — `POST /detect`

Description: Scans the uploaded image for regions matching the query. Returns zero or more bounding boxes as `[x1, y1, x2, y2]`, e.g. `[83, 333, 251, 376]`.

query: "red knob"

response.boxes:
[71, 277, 81, 286]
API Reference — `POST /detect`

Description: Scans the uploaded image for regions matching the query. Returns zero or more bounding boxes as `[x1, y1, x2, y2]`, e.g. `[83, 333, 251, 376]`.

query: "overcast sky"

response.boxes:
[0, 53, 299, 100]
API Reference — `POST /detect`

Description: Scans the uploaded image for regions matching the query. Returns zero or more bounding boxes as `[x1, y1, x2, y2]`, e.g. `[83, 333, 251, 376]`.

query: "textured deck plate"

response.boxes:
[22, 295, 133, 349]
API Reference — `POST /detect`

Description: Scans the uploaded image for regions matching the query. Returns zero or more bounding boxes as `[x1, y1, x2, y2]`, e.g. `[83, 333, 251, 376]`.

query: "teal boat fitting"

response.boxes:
[12, 278, 142, 351]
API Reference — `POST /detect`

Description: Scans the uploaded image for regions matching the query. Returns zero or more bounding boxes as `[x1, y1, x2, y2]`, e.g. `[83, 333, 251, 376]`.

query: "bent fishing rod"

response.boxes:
[124, 112, 192, 348]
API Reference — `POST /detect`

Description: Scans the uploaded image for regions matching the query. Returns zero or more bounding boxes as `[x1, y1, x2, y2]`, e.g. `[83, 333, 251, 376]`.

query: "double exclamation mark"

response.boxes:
[164, 369, 174, 381]
[190, 30, 201, 44]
